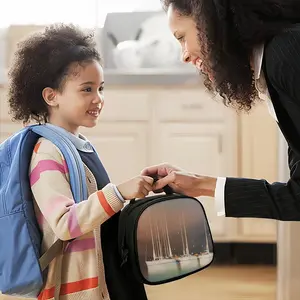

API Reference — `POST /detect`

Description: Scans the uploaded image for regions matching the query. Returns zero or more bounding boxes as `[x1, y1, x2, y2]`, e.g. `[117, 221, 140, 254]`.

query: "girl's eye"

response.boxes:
[99, 86, 104, 92]
[83, 87, 92, 92]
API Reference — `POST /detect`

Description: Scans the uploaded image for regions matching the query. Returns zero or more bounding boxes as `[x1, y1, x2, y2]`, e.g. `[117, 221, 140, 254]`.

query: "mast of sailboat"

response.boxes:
[180, 215, 186, 255]
[149, 217, 157, 260]
[156, 221, 163, 259]
[182, 212, 190, 255]
[164, 214, 173, 257]
[162, 225, 168, 258]
[204, 218, 209, 252]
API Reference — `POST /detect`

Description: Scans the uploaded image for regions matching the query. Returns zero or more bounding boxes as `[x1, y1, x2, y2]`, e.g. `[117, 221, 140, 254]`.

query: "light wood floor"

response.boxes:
[1, 265, 276, 300]
[145, 265, 276, 300]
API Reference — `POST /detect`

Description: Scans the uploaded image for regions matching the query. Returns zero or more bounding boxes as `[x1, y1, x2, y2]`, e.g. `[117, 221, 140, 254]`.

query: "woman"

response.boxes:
[142, 0, 300, 221]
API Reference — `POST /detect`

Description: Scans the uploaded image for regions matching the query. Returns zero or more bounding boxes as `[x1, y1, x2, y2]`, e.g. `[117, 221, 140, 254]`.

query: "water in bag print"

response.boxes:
[136, 197, 214, 283]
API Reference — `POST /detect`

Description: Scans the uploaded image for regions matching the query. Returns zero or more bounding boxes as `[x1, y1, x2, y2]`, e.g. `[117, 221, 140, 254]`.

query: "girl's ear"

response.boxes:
[42, 87, 58, 107]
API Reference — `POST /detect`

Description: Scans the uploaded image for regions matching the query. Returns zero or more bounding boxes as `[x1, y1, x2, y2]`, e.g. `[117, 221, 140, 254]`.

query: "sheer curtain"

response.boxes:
[0, 0, 162, 28]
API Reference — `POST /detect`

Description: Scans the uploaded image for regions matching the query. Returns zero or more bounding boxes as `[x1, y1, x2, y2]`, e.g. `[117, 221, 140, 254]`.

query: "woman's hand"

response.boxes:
[117, 175, 154, 200]
[141, 163, 217, 198]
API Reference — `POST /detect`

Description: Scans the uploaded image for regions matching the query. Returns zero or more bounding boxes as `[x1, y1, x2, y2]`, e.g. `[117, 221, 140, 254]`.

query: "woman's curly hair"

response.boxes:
[161, 0, 300, 111]
[8, 23, 101, 124]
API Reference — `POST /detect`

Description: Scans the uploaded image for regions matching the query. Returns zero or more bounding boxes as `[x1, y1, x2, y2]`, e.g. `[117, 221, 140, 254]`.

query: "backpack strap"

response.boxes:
[38, 239, 67, 300]
[31, 125, 88, 299]
[31, 124, 88, 202]
[39, 240, 64, 271]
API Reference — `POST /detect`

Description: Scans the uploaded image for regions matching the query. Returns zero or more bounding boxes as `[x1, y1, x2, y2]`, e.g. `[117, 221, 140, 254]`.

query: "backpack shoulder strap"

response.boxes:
[31, 124, 88, 202]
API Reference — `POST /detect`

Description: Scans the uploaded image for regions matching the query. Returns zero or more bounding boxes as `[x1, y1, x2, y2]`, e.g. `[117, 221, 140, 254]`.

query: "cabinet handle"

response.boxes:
[181, 103, 203, 110]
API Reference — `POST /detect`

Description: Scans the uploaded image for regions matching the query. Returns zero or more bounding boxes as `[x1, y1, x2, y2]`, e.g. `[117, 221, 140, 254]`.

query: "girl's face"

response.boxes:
[43, 60, 104, 134]
[167, 4, 212, 80]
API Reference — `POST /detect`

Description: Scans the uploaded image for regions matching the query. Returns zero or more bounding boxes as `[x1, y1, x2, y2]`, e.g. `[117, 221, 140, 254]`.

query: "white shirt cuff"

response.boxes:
[214, 177, 226, 216]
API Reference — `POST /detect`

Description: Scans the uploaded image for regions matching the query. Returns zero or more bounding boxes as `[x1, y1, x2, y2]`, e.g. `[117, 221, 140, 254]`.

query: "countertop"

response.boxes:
[103, 67, 203, 86]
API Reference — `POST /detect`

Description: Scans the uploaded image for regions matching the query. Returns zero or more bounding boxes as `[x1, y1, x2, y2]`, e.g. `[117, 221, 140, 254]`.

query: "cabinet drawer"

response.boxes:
[101, 89, 150, 121]
[156, 89, 224, 121]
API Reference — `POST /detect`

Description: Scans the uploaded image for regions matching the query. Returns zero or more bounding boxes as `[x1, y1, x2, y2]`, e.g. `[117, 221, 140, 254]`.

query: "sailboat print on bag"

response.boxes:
[136, 197, 214, 283]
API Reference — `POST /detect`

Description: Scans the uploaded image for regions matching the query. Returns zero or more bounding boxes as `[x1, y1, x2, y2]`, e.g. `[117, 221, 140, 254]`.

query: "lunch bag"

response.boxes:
[118, 188, 215, 285]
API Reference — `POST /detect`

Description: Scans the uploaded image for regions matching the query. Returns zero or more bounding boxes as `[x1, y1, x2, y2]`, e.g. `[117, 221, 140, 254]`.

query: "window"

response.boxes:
[0, 0, 162, 28]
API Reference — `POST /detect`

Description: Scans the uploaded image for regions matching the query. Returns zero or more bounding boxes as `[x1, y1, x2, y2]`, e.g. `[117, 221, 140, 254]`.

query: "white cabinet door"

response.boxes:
[155, 122, 235, 241]
[80, 122, 149, 185]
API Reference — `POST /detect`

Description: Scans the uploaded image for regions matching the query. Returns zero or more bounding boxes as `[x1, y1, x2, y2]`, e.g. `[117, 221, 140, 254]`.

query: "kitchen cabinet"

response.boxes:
[156, 122, 232, 238]
[0, 80, 280, 243]
[80, 88, 151, 185]
[0, 82, 279, 243]
[0, 84, 238, 242]
[82, 86, 239, 242]
[236, 102, 279, 242]
[150, 87, 238, 241]
[80, 122, 149, 185]
[81, 87, 279, 243]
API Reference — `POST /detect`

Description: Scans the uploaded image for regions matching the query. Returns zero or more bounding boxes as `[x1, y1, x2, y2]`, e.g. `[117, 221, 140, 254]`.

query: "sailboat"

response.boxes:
[145, 211, 213, 277]
[176, 212, 213, 267]
[177, 213, 199, 265]
[145, 215, 177, 271]
[198, 219, 214, 266]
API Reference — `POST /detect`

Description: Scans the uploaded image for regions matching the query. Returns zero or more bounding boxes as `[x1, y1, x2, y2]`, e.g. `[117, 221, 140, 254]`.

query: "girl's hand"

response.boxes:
[117, 175, 154, 200]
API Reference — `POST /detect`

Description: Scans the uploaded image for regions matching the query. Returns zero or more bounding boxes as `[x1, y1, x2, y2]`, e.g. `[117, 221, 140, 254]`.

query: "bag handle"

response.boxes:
[152, 174, 174, 195]
[162, 184, 174, 195]
[130, 176, 173, 204]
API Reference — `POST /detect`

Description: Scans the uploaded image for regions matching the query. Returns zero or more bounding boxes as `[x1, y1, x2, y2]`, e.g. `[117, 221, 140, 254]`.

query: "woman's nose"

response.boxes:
[182, 50, 191, 63]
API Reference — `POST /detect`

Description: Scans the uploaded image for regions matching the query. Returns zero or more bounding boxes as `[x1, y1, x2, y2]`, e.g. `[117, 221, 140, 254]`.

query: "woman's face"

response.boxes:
[167, 4, 210, 77]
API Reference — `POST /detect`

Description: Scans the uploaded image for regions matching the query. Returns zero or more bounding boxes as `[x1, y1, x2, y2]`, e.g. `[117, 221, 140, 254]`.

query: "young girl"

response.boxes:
[8, 24, 153, 300]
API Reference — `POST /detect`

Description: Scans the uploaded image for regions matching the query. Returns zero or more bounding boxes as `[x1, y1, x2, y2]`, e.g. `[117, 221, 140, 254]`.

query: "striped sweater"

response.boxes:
[30, 137, 124, 300]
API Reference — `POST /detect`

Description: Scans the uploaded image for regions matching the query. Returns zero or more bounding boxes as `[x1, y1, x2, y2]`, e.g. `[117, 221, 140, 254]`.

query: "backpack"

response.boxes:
[0, 124, 87, 298]
[118, 188, 215, 286]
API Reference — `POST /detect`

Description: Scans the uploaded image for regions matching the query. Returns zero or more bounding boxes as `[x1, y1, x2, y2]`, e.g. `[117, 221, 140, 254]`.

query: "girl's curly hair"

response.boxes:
[8, 23, 101, 124]
[161, 0, 300, 111]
